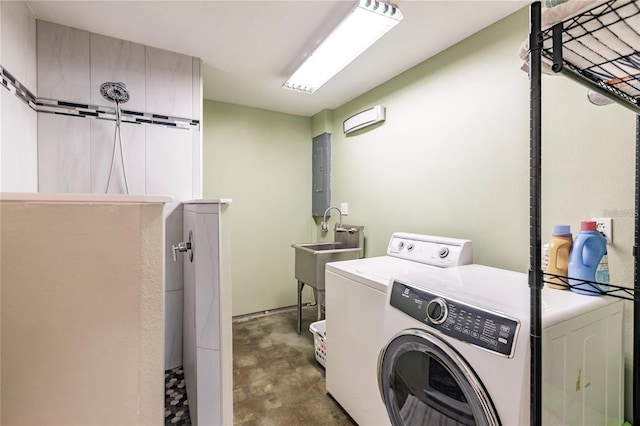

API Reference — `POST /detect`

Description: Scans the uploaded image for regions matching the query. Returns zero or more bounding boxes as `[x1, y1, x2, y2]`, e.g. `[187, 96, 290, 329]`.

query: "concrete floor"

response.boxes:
[232, 306, 356, 425]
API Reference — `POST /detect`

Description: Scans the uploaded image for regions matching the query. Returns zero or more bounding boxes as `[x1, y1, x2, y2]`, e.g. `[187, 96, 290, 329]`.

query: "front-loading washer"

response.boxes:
[378, 264, 624, 426]
[325, 233, 472, 426]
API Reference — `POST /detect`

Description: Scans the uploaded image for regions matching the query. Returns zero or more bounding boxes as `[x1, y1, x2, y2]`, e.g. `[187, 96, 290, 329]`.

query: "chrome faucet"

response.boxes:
[321, 206, 343, 232]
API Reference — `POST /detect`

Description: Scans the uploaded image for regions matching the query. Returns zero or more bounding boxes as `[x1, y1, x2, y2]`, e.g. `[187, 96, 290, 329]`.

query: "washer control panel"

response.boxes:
[390, 281, 519, 357]
[386, 232, 473, 267]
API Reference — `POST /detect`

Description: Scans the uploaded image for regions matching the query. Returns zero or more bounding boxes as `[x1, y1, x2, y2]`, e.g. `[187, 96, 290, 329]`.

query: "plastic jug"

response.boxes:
[546, 225, 572, 290]
[568, 221, 607, 295]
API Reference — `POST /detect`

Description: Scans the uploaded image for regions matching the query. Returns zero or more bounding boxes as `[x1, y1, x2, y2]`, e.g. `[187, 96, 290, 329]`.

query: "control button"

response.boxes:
[454, 325, 462, 332]
[472, 331, 479, 338]
[498, 337, 507, 344]
[438, 247, 450, 258]
[426, 298, 448, 325]
[398, 241, 405, 250]
[500, 325, 510, 333]
[407, 243, 415, 252]
[463, 328, 470, 335]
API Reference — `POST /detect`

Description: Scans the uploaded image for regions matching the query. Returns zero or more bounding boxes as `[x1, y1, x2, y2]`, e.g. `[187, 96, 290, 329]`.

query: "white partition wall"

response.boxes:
[182, 200, 233, 426]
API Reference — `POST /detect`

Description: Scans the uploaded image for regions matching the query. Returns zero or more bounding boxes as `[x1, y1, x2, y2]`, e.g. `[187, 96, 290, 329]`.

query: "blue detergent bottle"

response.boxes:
[568, 221, 607, 295]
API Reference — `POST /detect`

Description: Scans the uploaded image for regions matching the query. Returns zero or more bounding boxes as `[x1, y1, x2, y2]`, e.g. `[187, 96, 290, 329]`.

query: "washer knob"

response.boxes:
[397, 241, 405, 250]
[426, 298, 448, 324]
[438, 247, 450, 258]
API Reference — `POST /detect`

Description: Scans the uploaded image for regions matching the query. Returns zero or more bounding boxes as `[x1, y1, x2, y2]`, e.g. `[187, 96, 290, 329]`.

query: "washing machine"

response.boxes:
[378, 264, 624, 426]
[325, 233, 472, 426]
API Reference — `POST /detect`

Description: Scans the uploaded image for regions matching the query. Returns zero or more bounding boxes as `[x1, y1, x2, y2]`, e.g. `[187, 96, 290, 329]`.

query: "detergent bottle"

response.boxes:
[546, 225, 572, 290]
[568, 221, 607, 295]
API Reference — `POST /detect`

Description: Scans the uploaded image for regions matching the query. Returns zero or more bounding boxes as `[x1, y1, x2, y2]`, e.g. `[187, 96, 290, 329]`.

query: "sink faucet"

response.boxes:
[321, 206, 343, 232]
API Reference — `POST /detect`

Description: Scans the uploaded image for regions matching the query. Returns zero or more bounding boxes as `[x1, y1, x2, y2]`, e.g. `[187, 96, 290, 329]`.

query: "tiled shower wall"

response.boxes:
[35, 21, 201, 369]
[1, 14, 201, 369]
[0, 1, 38, 192]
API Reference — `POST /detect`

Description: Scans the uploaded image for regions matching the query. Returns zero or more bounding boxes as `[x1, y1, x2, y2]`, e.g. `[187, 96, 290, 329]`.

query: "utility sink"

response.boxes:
[292, 224, 364, 334]
[294, 242, 351, 252]
[291, 225, 365, 292]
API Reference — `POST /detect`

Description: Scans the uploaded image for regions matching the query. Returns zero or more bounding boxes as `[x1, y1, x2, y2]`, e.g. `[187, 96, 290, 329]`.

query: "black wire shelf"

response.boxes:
[530, 1, 640, 424]
[543, 272, 640, 301]
[539, 0, 640, 113]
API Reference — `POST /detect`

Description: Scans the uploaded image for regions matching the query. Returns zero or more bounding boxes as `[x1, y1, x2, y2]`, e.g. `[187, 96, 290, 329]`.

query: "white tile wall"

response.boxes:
[192, 58, 201, 119]
[196, 347, 222, 424]
[183, 205, 197, 375]
[1, 92, 37, 191]
[90, 34, 146, 111]
[192, 58, 202, 198]
[37, 21, 90, 103]
[1, 0, 38, 192]
[165, 202, 184, 292]
[145, 47, 192, 118]
[194, 212, 221, 351]
[90, 120, 146, 194]
[165, 202, 185, 370]
[1, 1, 37, 90]
[145, 126, 193, 200]
[165, 289, 184, 373]
[192, 130, 202, 199]
[38, 113, 91, 193]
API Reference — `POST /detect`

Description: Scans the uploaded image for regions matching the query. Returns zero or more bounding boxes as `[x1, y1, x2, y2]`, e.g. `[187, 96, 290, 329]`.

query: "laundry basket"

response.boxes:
[309, 320, 326, 368]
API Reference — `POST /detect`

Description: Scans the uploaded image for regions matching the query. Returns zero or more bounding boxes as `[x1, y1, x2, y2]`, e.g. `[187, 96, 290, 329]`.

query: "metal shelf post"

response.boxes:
[635, 114, 639, 426]
[529, 3, 543, 426]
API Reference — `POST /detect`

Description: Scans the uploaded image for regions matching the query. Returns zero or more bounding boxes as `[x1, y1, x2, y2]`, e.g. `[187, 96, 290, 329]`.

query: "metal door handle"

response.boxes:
[172, 230, 194, 262]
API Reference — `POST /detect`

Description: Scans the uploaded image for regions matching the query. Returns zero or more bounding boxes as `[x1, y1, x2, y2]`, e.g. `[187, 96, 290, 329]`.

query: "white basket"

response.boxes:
[309, 320, 326, 368]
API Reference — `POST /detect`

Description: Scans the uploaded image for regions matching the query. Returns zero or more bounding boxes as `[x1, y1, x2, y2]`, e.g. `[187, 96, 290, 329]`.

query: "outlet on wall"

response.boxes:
[592, 217, 613, 244]
[340, 202, 349, 215]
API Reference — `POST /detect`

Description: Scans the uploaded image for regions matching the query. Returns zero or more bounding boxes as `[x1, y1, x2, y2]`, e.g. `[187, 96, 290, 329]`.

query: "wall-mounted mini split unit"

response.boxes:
[343, 105, 385, 134]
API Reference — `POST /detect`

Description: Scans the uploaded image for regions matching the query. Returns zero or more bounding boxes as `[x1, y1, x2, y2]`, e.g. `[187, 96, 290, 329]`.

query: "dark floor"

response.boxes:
[165, 306, 356, 426]
[233, 306, 356, 425]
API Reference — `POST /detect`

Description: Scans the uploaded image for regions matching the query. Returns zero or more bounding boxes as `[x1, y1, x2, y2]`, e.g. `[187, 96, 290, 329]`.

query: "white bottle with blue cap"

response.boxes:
[568, 221, 607, 295]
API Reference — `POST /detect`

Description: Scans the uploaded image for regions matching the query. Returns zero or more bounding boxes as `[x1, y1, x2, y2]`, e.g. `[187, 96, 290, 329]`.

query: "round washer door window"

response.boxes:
[378, 329, 500, 426]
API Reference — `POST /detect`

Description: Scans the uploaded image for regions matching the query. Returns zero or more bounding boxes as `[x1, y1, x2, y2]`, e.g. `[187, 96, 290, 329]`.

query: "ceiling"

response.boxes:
[26, 1, 527, 117]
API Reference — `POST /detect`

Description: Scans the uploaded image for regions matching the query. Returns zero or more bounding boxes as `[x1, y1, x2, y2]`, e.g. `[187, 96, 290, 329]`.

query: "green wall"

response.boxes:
[202, 101, 314, 316]
[319, 8, 531, 270]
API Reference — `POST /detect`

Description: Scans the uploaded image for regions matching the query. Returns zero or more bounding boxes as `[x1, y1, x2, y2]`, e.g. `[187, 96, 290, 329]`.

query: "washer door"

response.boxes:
[378, 329, 500, 426]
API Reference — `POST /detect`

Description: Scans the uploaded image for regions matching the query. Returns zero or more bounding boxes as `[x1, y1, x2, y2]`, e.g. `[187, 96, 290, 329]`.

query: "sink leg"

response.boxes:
[317, 290, 324, 321]
[297, 280, 304, 335]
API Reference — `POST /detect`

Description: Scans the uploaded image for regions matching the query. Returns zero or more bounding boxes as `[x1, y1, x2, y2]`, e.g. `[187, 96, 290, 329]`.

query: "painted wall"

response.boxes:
[0, 1, 38, 192]
[33, 20, 201, 370]
[541, 75, 636, 418]
[316, 8, 636, 420]
[318, 13, 531, 267]
[202, 100, 313, 316]
[1, 195, 165, 425]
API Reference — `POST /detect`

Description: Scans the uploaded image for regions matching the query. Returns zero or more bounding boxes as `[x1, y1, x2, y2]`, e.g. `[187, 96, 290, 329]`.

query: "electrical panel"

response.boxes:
[312, 133, 331, 217]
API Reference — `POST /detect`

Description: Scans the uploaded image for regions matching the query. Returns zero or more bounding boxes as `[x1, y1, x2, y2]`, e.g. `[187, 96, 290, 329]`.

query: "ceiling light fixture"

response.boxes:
[283, 0, 403, 94]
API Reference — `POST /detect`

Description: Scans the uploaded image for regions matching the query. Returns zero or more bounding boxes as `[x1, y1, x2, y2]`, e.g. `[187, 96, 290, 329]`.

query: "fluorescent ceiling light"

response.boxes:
[283, 0, 403, 94]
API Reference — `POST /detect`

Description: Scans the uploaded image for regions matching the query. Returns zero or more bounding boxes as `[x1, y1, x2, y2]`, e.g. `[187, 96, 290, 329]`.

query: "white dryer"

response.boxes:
[378, 264, 624, 426]
[325, 233, 472, 426]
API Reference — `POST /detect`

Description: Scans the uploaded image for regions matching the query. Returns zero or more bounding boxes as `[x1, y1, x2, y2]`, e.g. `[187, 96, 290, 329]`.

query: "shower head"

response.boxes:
[100, 82, 130, 104]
